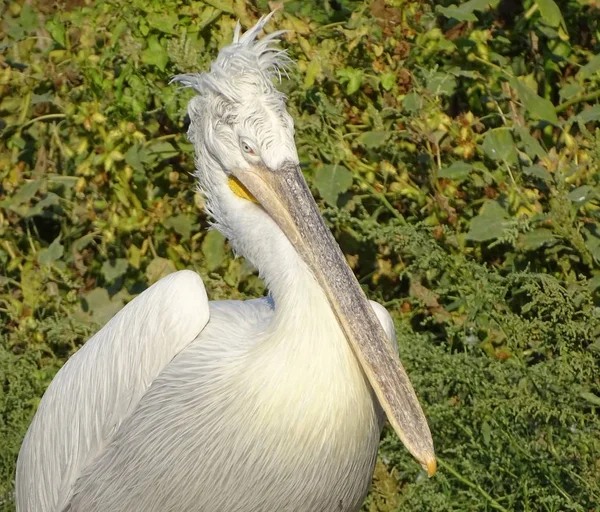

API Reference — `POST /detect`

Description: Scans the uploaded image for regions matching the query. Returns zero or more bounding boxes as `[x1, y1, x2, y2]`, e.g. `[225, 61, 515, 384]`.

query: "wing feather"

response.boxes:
[16, 270, 209, 512]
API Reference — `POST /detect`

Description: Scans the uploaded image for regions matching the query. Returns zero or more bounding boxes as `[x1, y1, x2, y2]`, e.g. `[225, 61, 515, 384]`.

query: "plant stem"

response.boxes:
[555, 89, 600, 113]
[354, 175, 407, 224]
[437, 457, 509, 512]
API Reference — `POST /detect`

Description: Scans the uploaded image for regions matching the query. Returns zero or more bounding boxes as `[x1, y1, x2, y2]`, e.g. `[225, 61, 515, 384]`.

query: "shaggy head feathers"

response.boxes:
[172, 12, 290, 104]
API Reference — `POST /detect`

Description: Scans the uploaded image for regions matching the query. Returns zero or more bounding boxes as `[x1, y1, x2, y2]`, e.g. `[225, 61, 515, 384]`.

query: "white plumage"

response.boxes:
[16, 13, 434, 512]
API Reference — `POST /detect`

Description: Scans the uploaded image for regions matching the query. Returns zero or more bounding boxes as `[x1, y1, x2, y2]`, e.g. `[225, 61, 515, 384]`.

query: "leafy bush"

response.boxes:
[1, 0, 599, 510]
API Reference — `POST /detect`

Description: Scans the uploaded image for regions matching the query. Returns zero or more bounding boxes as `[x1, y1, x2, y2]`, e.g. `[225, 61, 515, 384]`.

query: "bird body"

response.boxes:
[16, 14, 434, 512]
[18, 269, 393, 511]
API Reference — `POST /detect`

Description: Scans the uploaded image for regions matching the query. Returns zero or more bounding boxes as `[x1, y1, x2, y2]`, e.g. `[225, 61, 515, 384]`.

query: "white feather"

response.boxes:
[16, 271, 209, 511]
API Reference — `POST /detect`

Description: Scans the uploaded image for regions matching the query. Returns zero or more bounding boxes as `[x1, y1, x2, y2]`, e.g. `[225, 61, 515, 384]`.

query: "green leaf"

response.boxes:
[516, 127, 546, 159]
[146, 257, 177, 284]
[147, 12, 178, 34]
[523, 165, 551, 181]
[402, 91, 423, 113]
[141, 35, 169, 71]
[148, 141, 178, 159]
[558, 81, 580, 101]
[83, 288, 124, 326]
[21, 262, 43, 310]
[577, 105, 600, 123]
[38, 236, 64, 266]
[567, 185, 594, 204]
[577, 54, 600, 80]
[101, 258, 129, 282]
[466, 201, 509, 242]
[304, 60, 321, 88]
[585, 233, 600, 262]
[0, 180, 41, 209]
[314, 164, 353, 206]
[580, 391, 600, 407]
[518, 229, 556, 250]
[439, 162, 472, 180]
[510, 78, 559, 125]
[356, 131, 391, 149]
[45, 19, 66, 46]
[203, 0, 234, 14]
[481, 420, 491, 446]
[25, 193, 60, 218]
[380, 72, 395, 91]
[538, 0, 564, 28]
[19, 4, 38, 32]
[482, 128, 518, 163]
[125, 144, 153, 172]
[202, 230, 226, 271]
[426, 72, 457, 96]
[436, 0, 499, 21]
[337, 68, 363, 95]
[164, 214, 195, 238]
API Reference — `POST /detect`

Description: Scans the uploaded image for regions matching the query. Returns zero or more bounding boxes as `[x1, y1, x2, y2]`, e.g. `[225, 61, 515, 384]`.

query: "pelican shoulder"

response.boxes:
[16, 270, 210, 512]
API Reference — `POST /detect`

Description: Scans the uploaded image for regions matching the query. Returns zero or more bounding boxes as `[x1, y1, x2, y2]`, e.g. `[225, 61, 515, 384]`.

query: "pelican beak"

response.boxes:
[231, 162, 436, 476]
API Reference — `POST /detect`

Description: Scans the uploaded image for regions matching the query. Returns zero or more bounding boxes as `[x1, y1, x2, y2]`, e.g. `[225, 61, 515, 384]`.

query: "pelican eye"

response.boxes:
[241, 141, 255, 155]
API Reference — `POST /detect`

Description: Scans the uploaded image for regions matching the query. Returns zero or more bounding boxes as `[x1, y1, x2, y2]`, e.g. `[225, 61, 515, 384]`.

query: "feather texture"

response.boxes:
[171, 12, 291, 102]
[16, 271, 209, 511]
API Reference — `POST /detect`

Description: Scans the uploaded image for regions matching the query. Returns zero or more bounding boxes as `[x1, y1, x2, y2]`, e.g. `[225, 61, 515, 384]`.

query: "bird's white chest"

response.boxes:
[68, 300, 383, 512]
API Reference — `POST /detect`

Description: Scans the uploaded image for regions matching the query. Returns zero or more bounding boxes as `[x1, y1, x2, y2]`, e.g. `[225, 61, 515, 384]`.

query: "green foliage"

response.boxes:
[1, 0, 600, 510]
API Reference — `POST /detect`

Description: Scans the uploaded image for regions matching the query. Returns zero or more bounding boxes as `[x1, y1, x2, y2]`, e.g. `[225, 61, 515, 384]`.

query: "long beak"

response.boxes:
[232, 161, 436, 476]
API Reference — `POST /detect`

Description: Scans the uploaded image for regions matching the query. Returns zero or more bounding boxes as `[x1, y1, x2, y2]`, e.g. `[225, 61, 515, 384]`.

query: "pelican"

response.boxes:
[16, 14, 435, 512]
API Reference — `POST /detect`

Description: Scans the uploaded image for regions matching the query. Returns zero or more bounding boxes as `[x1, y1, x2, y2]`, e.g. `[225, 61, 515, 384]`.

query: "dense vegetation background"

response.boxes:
[1, 0, 600, 510]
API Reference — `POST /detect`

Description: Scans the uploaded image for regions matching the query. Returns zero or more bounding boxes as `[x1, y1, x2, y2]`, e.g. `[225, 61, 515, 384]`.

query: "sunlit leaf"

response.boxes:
[142, 35, 169, 71]
[45, 19, 66, 46]
[147, 12, 178, 34]
[337, 68, 363, 95]
[538, 0, 565, 28]
[38, 236, 64, 266]
[380, 72, 395, 91]
[314, 164, 353, 206]
[580, 391, 600, 407]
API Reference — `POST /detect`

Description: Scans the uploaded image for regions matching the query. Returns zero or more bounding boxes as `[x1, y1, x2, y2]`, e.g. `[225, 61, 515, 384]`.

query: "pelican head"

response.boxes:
[173, 13, 436, 476]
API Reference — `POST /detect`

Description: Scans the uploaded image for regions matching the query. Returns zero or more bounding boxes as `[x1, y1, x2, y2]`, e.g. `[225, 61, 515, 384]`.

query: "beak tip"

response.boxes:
[424, 457, 437, 477]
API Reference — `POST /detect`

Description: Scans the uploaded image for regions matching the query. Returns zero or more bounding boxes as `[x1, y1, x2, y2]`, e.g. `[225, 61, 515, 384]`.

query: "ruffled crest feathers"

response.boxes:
[172, 12, 290, 101]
